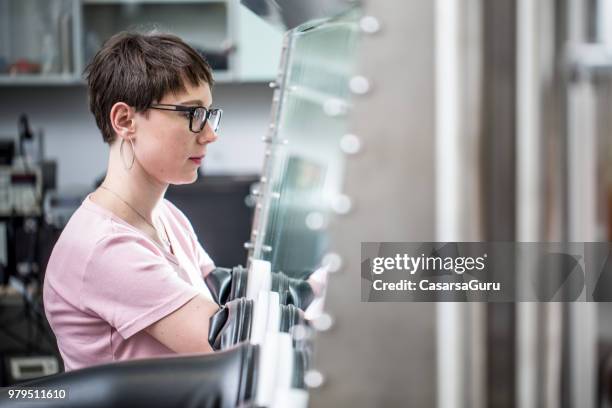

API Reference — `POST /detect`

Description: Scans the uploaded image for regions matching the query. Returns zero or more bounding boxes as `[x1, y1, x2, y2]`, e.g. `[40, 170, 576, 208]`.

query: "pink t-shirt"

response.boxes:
[43, 195, 216, 371]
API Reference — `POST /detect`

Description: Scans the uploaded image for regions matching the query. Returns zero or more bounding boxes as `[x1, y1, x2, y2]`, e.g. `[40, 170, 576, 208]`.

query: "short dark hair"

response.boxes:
[84, 31, 214, 144]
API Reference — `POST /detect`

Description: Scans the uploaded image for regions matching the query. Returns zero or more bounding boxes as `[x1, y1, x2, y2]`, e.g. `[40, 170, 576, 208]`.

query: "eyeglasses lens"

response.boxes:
[191, 108, 221, 133]
[208, 110, 221, 132]
[192, 108, 206, 132]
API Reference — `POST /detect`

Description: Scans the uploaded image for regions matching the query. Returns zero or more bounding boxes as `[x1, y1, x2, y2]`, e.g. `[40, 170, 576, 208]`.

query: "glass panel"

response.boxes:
[0, 0, 75, 76]
[260, 9, 361, 279]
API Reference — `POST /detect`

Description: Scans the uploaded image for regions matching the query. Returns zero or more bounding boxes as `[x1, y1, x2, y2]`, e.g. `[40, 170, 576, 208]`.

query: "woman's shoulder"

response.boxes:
[56, 197, 162, 258]
[45, 196, 174, 309]
[45, 200, 160, 292]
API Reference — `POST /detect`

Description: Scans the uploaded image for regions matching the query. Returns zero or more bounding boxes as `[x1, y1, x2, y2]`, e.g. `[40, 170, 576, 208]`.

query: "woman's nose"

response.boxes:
[197, 123, 218, 144]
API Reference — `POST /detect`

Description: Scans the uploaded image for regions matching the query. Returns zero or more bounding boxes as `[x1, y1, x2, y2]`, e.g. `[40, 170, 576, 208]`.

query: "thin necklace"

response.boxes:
[99, 185, 172, 251]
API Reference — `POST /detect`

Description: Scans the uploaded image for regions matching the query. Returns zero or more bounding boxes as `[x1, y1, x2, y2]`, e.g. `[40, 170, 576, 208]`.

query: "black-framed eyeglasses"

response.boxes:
[149, 104, 223, 133]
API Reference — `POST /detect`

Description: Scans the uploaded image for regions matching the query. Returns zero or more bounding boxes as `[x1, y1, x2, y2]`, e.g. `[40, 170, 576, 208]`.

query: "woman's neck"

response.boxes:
[98, 141, 168, 223]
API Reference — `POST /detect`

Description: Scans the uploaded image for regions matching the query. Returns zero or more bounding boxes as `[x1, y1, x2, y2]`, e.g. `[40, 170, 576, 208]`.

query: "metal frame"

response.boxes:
[246, 32, 293, 262]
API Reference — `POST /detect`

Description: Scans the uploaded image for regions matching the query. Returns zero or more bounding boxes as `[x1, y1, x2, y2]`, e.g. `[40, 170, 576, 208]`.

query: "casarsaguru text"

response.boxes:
[372, 279, 500, 291]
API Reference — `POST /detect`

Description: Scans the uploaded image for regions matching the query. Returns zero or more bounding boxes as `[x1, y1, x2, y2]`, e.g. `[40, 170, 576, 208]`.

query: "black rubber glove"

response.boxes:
[205, 266, 315, 310]
[204, 266, 248, 305]
[271, 272, 315, 311]
[208, 297, 253, 351]
[278, 303, 314, 378]
[278, 304, 307, 333]
[0, 343, 259, 408]
[292, 348, 312, 389]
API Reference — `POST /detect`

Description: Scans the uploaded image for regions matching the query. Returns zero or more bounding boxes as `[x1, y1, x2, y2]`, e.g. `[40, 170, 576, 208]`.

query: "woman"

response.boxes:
[43, 31, 222, 371]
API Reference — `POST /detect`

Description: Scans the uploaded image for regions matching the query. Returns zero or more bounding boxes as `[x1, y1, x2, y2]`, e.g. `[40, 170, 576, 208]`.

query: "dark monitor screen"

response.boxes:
[165, 175, 257, 269]
[0, 140, 15, 166]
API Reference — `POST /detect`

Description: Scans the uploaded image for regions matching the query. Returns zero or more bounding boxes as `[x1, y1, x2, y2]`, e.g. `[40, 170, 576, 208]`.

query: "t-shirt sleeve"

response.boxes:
[80, 233, 200, 339]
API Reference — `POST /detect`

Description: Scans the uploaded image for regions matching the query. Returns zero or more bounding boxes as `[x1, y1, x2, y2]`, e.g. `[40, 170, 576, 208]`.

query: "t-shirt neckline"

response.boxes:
[83, 193, 180, 266]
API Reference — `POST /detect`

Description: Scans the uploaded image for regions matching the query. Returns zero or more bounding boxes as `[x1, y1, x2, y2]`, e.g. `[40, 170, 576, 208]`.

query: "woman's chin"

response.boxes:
[173, 171, 199, 185]
[158, 166, 200, 186]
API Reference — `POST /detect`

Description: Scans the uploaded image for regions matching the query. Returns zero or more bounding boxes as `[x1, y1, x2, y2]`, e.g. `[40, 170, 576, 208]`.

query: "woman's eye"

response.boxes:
[181, 111, 191, 119]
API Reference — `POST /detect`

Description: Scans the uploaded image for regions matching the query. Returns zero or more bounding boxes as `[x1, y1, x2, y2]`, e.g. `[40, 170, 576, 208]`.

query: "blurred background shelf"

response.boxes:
[0, 0, 283, 86]
[0, 75, 83, 86]
[0, 71, 258, 86]
[82, 0, 226, 4]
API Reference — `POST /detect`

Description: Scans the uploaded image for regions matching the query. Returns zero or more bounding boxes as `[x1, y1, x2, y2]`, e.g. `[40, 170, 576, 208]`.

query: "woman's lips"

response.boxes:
[189, 156, 203, 165]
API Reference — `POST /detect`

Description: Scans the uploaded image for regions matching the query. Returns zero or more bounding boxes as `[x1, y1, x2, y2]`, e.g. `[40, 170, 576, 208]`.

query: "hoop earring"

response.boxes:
[120, 138, 135, 170]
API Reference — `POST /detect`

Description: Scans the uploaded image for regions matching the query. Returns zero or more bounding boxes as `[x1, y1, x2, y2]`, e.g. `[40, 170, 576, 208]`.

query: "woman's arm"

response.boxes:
[144, 294, 219, 353]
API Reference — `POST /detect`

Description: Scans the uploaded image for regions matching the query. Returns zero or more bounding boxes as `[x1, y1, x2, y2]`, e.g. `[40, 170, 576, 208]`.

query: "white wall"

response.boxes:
[0, 82, 272, 190]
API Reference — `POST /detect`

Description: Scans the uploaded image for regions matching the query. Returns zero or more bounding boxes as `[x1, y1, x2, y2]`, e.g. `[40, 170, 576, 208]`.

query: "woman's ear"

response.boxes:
[109, 102, 136, 140]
